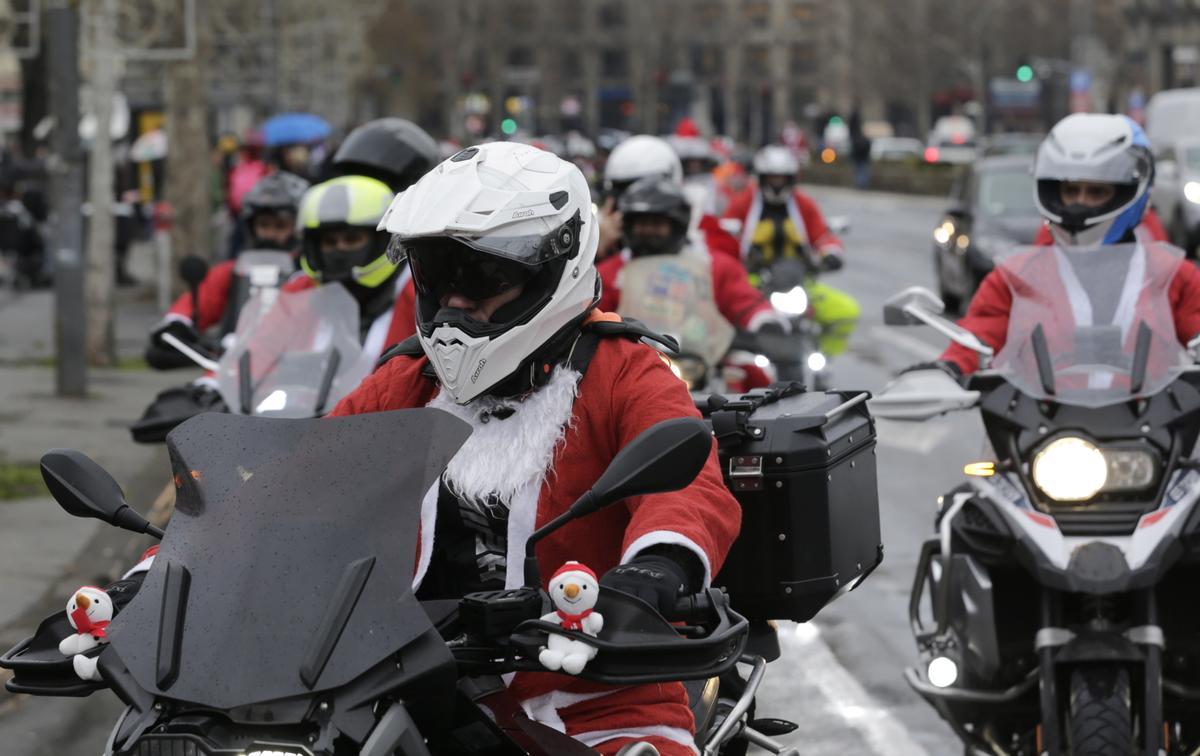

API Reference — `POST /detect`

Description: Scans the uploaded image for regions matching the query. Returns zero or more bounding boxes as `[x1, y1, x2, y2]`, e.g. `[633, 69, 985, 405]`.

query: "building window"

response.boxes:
[508, 47, 535, 68]
[602, 48, 627, 78]
[691, 44, 723, 76]
[599, 1, 625, 28]
[563, 50, 582, 78]
[697, 1, 721, 24]
[790, 43, 817, 74]
[746, 45, 769, 77]
[745, 1, 770, 28]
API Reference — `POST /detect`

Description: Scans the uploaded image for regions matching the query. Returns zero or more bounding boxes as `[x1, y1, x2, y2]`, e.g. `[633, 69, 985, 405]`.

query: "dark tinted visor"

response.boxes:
[405, 237, 540, 302]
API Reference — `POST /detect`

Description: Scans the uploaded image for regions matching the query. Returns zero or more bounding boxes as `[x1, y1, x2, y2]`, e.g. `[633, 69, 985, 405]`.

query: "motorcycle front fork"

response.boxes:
[1035, 587, 1163, 756]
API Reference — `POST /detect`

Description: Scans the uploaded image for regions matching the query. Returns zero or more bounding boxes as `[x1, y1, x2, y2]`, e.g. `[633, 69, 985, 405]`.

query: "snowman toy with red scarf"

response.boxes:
[58, 586, 114, 681]
[539, 562, 604, 675]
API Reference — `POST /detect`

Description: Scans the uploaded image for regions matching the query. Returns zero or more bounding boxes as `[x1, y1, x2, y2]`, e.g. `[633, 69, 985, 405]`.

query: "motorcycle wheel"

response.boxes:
[1066, 666, 1134, 756]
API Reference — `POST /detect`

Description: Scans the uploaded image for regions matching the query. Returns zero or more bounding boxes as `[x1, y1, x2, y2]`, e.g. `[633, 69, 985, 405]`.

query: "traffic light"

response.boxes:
[501, 118, 518, 136]
[1016, 64, 1034, 83]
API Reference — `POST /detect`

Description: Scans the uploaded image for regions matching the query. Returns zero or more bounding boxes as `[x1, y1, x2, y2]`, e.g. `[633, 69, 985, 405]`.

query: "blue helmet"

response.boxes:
[1033, 114, 1155, 246]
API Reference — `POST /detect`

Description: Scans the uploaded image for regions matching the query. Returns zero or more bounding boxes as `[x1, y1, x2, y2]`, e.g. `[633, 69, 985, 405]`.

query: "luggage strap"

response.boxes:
[705, 381, 807, 450]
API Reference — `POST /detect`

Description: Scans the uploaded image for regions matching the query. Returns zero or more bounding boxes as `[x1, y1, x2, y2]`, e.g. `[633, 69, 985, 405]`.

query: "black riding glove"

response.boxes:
[819, 253, 844, 272]
[145, 320, 201, 371]
[600, 546, 703, 616]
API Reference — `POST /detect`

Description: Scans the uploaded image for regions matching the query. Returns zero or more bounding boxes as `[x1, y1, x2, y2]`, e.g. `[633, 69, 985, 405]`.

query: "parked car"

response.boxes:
[870, 137, 924, 163]
[978, 132, 1043, 158]
[925, 115, 977, 165]
[932, 155, 1039, 313]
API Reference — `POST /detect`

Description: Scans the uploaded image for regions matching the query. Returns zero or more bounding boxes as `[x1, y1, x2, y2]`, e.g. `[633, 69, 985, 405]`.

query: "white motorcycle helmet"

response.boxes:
[603, 135, 683, 200]
[753, 146, 801, 204]
[381, 142, 599, 405]
[1034, 114, 1155, 247]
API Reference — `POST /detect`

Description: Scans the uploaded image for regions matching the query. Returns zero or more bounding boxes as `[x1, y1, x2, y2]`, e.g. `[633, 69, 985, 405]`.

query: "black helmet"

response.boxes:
[618, 176, 692, 257]
[332, 118, 439, 193]
[240, 171, 310, 250]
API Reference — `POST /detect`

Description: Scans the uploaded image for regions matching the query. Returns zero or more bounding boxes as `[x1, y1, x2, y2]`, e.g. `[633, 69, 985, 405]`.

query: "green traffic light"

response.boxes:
[1016, 65, 1034, 83]
[501, 118, 518, 135]
[828, 115, 844, 126]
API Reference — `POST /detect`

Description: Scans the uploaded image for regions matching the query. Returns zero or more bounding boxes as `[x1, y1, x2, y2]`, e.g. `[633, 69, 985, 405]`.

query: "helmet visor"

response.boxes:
[403, 236, 541, 303]
[388, 210, 583, 268]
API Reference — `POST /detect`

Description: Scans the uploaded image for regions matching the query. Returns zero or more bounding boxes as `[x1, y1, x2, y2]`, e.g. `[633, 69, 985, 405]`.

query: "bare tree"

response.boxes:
[163, 0, 211, 272]
[83, 0, 118, 365]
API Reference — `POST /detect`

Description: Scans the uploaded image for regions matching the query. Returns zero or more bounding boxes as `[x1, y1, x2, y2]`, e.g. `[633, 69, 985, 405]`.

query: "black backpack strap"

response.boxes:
[376, 335, 425, 370]
[582, 316, 680, 353]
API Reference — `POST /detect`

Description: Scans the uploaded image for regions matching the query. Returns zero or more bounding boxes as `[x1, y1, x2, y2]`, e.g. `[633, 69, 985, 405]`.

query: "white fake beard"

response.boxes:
[427, 366, 581, 506]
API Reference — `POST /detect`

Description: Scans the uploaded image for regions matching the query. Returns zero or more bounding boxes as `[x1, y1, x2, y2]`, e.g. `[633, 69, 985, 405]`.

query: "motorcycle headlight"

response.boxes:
[1031, 437, 1160, 502]
[1031, 437, 1107, 501]
[769, 285, 808, 315]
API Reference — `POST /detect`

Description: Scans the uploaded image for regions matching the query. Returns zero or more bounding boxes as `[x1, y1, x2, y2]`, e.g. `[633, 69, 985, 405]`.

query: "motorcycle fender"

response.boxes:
[1053, 631, 1144, 665]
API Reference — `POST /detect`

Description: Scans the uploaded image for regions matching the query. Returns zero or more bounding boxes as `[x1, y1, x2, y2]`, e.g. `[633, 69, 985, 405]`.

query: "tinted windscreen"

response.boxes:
[107, 409, 469, 709]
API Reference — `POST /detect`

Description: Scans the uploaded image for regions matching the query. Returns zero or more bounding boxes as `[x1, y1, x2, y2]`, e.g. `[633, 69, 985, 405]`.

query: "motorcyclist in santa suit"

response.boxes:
[331, 141, 741, 755]
[722, 145, 860, 359]
[144, 171, 310, 369]
[937, 113, 1200, 376]
[144, 118, 440, 370]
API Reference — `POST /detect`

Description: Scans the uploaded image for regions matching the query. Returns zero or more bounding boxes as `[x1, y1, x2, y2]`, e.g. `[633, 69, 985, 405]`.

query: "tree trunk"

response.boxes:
[164, 0, 212, 282]
[84, 0, 117, 367]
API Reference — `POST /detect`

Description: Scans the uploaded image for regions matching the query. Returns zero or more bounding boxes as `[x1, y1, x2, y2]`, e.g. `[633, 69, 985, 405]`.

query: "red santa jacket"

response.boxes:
[722, 186, 844, 260]
[943, 242, 1200, 374]
[167, 259, 239, 331]
[329, 322, 741, 751]
[597, 247, 776, 331]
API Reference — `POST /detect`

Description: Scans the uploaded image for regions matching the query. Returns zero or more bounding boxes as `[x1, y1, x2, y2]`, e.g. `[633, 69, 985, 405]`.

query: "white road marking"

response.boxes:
[788, 623, 931, 756]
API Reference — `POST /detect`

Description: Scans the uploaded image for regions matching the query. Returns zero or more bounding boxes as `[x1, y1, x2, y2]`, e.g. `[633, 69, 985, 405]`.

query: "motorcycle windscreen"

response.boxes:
[617, 255, 735, 367]
[991, 241, 1190, 407]
[216, 284, 371, 418]
[106, 409, 470, 709]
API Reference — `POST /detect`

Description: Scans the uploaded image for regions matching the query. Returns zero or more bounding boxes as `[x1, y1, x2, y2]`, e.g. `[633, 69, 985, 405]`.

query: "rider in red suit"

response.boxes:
[335, 143, 740, 755]
[941, 115, 1200, 375]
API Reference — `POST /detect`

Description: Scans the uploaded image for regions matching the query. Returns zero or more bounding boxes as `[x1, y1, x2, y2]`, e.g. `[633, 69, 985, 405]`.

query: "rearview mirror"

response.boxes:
[883, 286, 946, 324]
[883, 286, 994, 362]
[178, 255, 210, 289]
[40, 449, 161, 537]
[575, 417, 713, 517]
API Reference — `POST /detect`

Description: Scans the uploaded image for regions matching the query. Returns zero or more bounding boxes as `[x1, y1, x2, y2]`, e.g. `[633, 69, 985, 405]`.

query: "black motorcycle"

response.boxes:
[875, 242, 1200, 755]
[3, 409, 810, 755]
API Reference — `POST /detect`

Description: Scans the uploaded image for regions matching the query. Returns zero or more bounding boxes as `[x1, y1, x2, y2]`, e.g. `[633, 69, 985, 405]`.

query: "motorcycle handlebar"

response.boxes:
[665, 592, 714, 624]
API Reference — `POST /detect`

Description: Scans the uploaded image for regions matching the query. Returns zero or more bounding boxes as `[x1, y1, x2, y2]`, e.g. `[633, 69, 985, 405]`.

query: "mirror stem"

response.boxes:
[522, 497, 591, 588]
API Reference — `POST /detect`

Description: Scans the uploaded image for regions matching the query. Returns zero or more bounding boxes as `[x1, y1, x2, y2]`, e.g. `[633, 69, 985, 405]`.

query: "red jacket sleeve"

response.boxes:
[607, 342, 741, 581]
[793, 190, 843, 254]
[721, 190, 752, 223]
[166, 259, 236, 330]
[710, 252, 772, 329]
[1169, 260, 1200, 344]
[699, 214, 742, 262]
[329, 354, 436, 416]
[940, 268, 1013, 374]
[595, 255, 623, 314]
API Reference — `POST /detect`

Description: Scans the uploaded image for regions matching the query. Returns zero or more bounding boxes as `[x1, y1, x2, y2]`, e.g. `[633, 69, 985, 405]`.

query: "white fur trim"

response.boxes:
[745, 308, 790, 333]
[161, 312, 192, 327]
[191, 375, 219, 390]
[423, 366, 582, 589]
[621, 531, 713, 588]
[575, 725, 698, 753]
[411, 481, 440, 591]
[121, 554, 155, 579]
[519, 689, 621, 732]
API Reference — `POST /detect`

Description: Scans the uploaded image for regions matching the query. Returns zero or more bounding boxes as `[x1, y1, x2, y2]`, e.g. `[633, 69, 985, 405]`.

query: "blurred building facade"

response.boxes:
[1122, 0, 1200, 93]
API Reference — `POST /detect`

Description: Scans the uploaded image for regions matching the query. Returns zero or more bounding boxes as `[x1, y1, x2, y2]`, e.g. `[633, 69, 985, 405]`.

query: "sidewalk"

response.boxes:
[0, 242, 191, 752]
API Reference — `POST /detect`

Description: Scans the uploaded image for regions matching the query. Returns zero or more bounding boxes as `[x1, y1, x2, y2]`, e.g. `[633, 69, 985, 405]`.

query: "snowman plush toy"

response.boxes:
[58, 585, 115, 682]
[539, 561, 605, 675]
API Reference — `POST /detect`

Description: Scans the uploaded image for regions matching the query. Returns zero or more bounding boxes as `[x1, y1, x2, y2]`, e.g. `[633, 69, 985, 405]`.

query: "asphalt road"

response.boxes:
[750, 185, 981, 756]
[0, 186, 981, 755]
